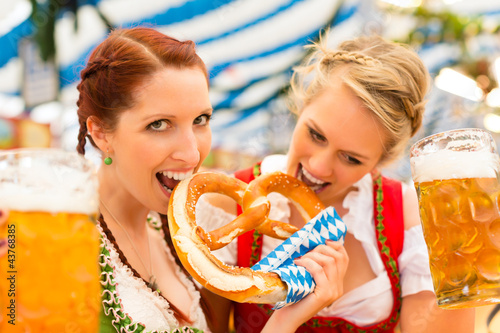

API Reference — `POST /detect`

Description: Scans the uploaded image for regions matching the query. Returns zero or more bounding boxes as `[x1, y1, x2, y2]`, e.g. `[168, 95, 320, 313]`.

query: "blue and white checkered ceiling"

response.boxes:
[1, 0, 500, 177]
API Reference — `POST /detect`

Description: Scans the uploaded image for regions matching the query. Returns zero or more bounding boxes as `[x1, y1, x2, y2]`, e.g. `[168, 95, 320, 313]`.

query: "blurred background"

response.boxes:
[0, 0, 499, 182]
[1, 1, 500, 331]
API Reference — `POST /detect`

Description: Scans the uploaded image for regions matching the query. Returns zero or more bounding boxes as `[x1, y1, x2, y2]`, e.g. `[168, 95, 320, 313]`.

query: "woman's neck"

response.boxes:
[98, 169, 150, 234]
[100, 202, 149, 238]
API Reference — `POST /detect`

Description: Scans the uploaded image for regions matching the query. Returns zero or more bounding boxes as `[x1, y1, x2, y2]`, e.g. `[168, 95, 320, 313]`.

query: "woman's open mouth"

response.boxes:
[156, 170, 193, 194]
[297, 164, 330, 193]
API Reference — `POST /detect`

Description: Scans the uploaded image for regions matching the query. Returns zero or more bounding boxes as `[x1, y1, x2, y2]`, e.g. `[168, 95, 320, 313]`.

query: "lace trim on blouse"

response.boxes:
[98, 215, 207, 333]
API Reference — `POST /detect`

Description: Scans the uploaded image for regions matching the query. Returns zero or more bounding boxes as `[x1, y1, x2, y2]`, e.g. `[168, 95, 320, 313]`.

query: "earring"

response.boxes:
[104, 150, 112, 165]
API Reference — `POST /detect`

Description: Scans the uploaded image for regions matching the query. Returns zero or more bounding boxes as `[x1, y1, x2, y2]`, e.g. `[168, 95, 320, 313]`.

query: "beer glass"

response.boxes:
[411, 128, 500, 309]
[0, 148, 101, 331]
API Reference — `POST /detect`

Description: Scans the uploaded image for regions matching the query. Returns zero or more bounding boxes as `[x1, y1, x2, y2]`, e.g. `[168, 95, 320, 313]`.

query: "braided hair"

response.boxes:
[288, 33, 431, 165]
[76, 27, 208, 156]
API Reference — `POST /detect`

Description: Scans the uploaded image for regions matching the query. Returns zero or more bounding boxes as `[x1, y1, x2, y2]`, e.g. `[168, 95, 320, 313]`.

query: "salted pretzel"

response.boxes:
[167, 171, 325, 303]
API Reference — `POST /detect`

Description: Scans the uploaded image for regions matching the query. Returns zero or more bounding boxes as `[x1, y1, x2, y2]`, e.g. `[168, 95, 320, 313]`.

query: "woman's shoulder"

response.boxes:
[260, 154, 287, 174]
[375, 175, 420, 231]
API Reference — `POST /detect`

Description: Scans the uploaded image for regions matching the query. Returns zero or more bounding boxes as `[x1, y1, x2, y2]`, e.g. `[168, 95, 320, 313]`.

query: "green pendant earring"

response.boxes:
[104, 150, 112, 165]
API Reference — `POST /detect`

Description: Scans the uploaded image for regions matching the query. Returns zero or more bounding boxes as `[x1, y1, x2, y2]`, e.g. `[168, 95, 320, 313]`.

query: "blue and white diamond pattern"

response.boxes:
[252, 206, 347, 309]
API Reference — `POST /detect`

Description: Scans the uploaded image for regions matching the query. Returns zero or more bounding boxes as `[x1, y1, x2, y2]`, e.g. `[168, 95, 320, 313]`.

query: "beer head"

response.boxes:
[0, 148, 98, 215]
[410, 128, 500, 183]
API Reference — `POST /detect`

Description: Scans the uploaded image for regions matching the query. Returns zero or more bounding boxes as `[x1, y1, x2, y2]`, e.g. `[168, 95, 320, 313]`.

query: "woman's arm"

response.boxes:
[262, 240, 349, 332]
[402, 183, 421, 230]
[400, 291, 475, 332]
[201, 288, 233, 333]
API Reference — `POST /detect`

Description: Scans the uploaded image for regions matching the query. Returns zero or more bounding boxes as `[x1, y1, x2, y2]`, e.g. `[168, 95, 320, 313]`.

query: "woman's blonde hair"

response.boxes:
[288, 34, 431, 165]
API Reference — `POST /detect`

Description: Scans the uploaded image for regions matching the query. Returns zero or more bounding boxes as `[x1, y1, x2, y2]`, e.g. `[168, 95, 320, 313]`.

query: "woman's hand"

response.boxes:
[0, 209, 9, 258]
[400, 290, 475, 332]
[263, 239, 349, 332]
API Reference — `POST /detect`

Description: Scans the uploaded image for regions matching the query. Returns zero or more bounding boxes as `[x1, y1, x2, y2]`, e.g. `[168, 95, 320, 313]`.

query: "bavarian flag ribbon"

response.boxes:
[252, 206, 347, 309]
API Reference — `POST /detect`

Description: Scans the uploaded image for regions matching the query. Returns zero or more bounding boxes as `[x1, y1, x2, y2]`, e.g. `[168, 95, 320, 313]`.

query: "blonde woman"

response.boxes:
[199, 34, 475, 332]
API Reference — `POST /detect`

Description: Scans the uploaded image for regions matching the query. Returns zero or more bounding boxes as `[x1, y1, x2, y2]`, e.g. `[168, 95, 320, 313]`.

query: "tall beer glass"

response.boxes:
[411, 128, 500, 309]
[0, 148, 100, 331]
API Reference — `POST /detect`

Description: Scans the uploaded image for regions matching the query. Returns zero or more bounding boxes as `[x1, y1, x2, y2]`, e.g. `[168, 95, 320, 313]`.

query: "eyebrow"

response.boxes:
[343, 150, 369, 160]
[308, 120, 370, 161]
[144, 108, 213, 120]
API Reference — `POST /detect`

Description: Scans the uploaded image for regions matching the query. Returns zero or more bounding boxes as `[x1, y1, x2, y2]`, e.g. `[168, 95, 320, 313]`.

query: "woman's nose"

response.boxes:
[308, 149, 334, 178]
[171, 130, 201, 165]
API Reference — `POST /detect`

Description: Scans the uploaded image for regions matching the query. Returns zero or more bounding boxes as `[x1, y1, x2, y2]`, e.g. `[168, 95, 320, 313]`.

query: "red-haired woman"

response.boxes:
[76, 27, 346, 333]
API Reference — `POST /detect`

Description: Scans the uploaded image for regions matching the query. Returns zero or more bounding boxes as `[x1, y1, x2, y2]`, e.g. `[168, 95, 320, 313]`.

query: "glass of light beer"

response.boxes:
[411, 128, 500, 309]
[0, 148, 100, 331]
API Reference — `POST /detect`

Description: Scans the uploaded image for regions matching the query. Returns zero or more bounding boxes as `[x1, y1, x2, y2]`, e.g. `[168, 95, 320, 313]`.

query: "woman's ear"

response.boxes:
[87, 116, 110, 152]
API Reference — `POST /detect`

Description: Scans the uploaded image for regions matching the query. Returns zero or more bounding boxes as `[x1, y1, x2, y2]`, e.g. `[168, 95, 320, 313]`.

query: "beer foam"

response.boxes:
[411, 150, 500, 182]
[0, 153, 99, 214]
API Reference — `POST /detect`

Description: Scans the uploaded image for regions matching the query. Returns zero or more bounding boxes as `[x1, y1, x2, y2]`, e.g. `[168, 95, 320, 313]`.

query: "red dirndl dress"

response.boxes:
[232, 163, 404, 333]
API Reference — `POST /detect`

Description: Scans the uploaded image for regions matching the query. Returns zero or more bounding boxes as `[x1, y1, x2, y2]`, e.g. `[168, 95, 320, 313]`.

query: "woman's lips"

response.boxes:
[297, 164, 330, 193]
[156, 170, 193, 193]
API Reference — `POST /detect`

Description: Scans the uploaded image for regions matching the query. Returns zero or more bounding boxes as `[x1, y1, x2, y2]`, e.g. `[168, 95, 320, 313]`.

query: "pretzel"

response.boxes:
[167, 171, 325, 303]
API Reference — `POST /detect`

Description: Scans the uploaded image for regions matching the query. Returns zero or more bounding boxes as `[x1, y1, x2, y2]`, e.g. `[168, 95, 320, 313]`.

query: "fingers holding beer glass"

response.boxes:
[0, 148, 100, 332]
[411, 128, 500, 309]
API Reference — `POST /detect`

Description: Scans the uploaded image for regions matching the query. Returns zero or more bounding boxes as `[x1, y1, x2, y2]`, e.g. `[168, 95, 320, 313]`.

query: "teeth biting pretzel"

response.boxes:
[167, 171, 325, 303]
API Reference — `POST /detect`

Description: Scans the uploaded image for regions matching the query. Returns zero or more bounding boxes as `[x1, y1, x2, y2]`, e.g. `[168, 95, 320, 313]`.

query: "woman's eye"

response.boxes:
[308, 127, 326, 143]
[148, 120, 169, 131]
[194, 114, 211, 126]
[341, 153, 362, 165]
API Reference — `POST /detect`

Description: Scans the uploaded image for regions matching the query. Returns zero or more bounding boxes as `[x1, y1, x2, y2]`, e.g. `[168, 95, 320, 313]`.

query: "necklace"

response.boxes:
[100, 199, 158, 291]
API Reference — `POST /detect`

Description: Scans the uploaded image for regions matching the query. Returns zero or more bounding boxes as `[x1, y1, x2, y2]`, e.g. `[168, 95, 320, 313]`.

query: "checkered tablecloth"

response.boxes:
[252, 206, 347, 309]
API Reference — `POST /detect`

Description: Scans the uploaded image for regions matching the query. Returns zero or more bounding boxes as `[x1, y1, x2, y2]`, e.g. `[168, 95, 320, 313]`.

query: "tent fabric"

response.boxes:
[1, 0, 500, 176]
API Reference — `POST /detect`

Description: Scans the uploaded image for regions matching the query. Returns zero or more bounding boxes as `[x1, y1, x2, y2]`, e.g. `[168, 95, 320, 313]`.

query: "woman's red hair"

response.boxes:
[76, 27, 208, 155]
